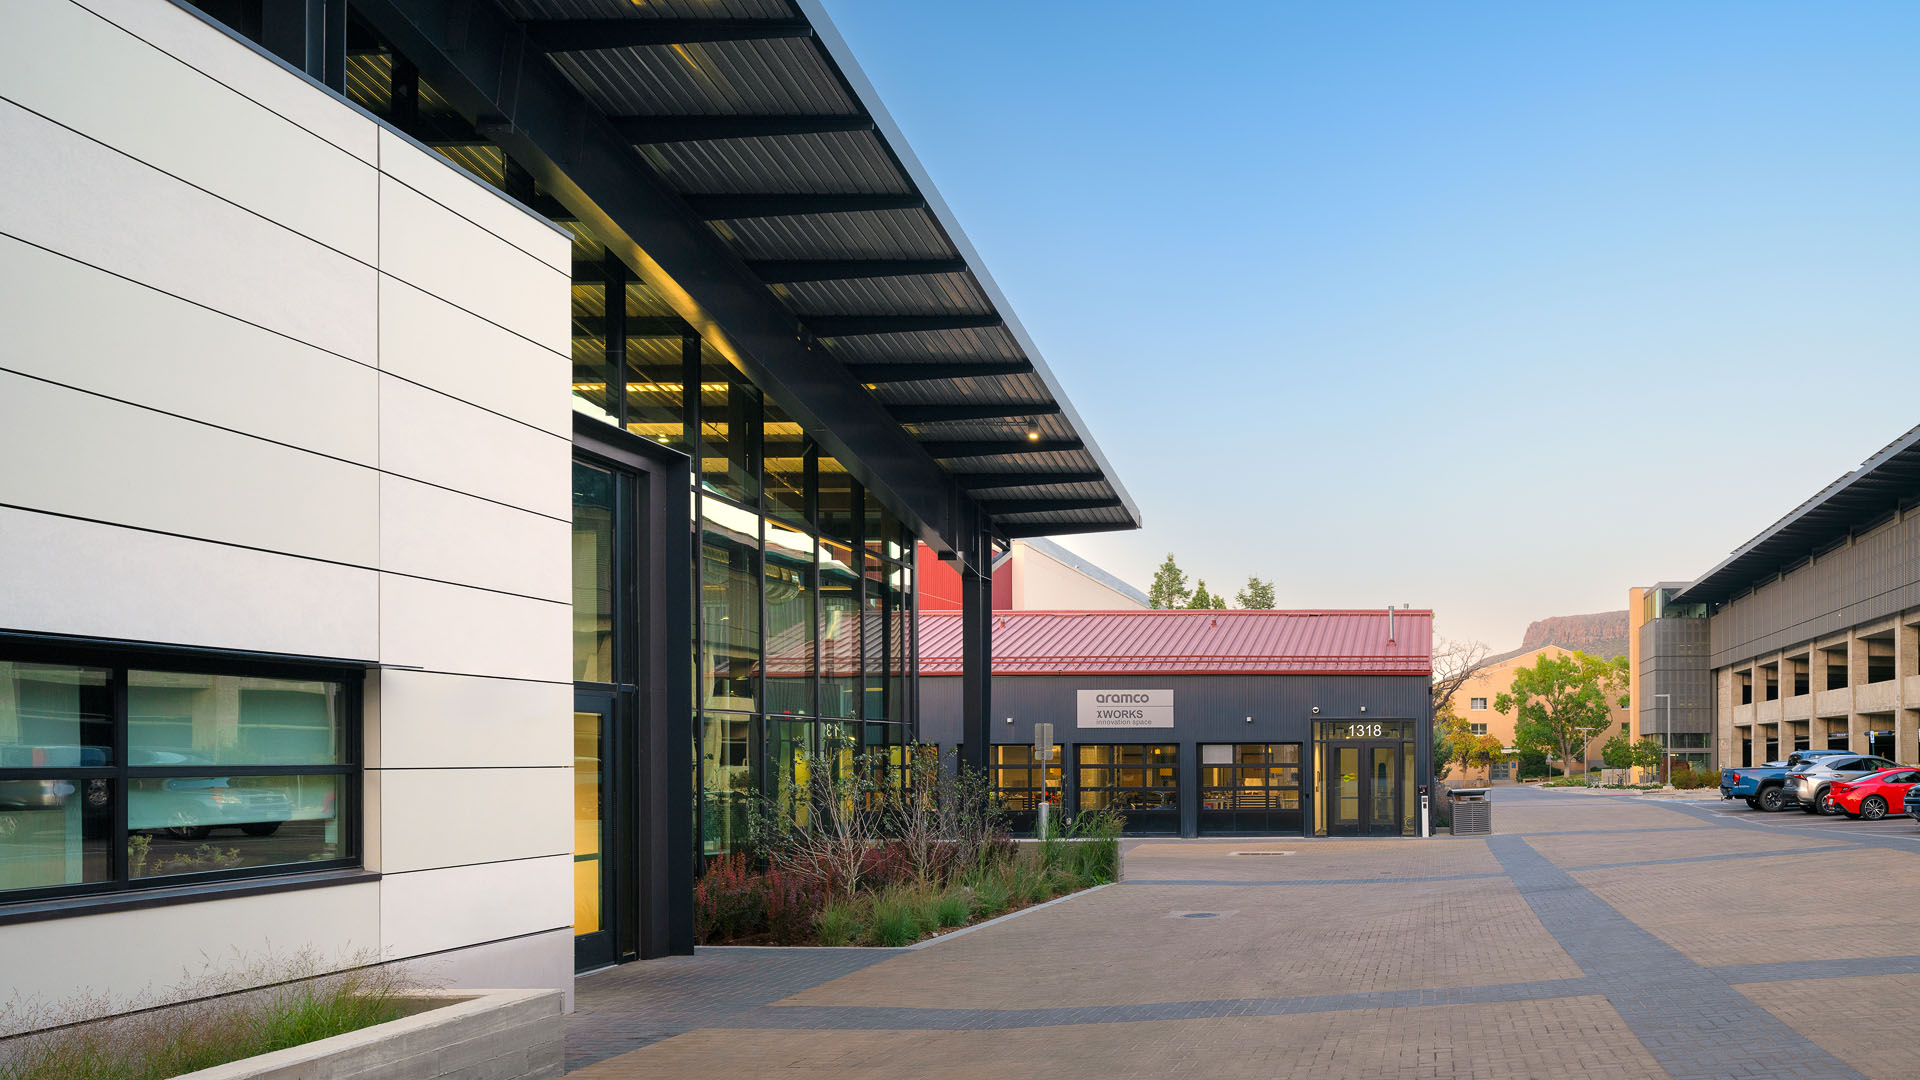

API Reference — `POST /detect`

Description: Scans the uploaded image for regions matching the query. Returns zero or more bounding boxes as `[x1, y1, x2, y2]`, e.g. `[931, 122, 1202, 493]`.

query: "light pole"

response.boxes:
[1654, 693, 1673, 785]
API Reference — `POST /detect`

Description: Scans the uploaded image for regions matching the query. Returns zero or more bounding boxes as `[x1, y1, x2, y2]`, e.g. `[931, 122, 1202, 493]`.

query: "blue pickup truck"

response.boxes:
[1721, 749, 1851, 811]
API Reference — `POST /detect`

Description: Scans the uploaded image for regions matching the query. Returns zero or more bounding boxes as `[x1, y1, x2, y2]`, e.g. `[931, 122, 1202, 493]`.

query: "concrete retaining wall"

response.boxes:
[179, 989, 563, 1080]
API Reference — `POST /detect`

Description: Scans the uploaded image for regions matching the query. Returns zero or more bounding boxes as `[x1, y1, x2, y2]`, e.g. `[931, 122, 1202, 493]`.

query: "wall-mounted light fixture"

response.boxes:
[1360, 706, 1367, 713]
[1311, 706, 1320, 715]
[1005, 716, 1014, 725]
[1245, 716, 1253, 724]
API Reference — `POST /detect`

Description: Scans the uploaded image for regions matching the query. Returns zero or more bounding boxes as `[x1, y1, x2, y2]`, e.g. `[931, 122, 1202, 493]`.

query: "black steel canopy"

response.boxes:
[353, 0, 1138, 549]
[1677, 424, 1920, 605]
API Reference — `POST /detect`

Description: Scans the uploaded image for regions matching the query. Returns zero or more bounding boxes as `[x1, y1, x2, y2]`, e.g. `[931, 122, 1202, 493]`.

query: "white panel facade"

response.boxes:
[0, 0, 575, 1021]
[0, 881, 381, 1010]
[380, 855, 573, 960]
[378, 275, 571, 437]
[379, 473, 571, 602]
[376, 768, 571, 874]
[377, 175, 571, 354]
[0, 371, 380, 566]
[367, 670, 572, 770]
[0, 508, 380, 660]
[0, 0, 379, 262]
[378, 374, 572, 520]
[0, 237, 379, 464]
[379, 573, 572, 683]
[68, 0, 379, 162]
[0, 99, 378, 364]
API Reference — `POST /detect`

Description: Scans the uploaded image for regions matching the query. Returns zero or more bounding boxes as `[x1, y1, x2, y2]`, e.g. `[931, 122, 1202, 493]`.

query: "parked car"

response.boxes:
[1784, 755, 1902, 815]
[1720, 750, 1852, 811]
[1829, 768, 1920, 820]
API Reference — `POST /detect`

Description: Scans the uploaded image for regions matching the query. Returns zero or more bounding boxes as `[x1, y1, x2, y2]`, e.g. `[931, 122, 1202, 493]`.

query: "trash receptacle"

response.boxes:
[1448, 787, 1492, 836]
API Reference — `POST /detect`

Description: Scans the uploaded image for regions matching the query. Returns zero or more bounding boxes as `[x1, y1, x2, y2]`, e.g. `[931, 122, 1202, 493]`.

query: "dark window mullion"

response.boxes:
[111, 665, 129, 886]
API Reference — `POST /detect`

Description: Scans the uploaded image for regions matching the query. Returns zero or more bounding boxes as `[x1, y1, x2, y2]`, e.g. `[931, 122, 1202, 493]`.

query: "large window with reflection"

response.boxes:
[700, 501, 761, 712]
[0, 652, 358, 902]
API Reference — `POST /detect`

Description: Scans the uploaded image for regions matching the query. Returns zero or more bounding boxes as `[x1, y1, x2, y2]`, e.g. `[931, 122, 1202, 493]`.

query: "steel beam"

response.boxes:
[522, 18, 813, 52]
[952, 471, 1105, 490]
[748, 259, 967, 283]
[807, 314, 1001, 337]
[920, 439, 1083, 458]
[612, 115, 872, 143]
[847, 361, 1033, 383]
[684, 193, 924, 219]
[977, 497, 1124, 516]
[352, 0, 977, 556]
[889, 403, 1063, 424]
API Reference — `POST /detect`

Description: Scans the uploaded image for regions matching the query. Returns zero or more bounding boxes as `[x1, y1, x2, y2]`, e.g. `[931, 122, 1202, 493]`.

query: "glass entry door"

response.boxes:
[1324, 741, 1402, 836]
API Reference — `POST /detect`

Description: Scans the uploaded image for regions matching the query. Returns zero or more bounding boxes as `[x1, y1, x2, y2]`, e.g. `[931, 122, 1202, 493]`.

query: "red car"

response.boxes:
[1830, 768, 1920, 820]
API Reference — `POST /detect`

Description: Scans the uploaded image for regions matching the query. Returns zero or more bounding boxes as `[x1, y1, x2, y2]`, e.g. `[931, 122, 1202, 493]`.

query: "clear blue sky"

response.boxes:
[823, 0, 1920, 649]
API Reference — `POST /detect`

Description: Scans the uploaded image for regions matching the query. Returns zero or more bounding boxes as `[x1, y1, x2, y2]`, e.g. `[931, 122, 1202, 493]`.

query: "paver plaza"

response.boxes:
[566, 788, 1920, 1079]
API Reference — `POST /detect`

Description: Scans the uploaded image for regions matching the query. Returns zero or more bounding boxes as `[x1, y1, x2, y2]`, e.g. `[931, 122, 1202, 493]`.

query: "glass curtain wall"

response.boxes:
[687, 389, 917, 859]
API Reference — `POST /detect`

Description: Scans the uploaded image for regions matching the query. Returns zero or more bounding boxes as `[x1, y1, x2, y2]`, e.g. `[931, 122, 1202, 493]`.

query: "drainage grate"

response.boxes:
[1181, 912, 1219, 919]
[1230, 850, 1295, 856]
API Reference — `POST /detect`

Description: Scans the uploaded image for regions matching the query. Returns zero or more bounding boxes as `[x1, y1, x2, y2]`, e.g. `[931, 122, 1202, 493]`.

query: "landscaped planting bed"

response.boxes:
[697, 741, 1121, 947]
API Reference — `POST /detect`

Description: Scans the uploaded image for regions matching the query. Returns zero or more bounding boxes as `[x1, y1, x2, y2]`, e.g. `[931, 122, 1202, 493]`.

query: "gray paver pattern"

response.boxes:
[566, 788, 1920, 1077]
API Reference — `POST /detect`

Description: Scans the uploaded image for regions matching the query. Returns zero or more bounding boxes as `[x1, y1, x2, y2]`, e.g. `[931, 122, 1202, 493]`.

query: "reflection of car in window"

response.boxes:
[128, 778, 295, 840]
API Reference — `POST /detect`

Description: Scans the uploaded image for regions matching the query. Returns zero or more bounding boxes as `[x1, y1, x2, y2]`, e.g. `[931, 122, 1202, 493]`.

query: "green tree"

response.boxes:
[1434, 704, 1507, 778]
[1188, 580, 1224, 609]
[1235, 576, 1276, 609]
[1495, 651, 1630, 777]
[1629, 737, 1664, 771]
[1433, 704, 1469, 778]
[1147, 554, 1190, 609]
[1600, 733, 1635, 770]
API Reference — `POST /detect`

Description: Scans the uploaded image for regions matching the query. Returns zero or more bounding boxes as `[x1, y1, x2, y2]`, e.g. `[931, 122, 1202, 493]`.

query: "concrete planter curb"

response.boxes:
[176, 988, 564, 1080]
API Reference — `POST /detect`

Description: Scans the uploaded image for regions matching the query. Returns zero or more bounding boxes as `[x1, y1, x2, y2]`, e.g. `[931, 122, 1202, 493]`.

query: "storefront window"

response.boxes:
[863, 553, 886, 721]
[700, 500, 761, 712]
[764, 521, 814, 717]
[817, 456, 857, 544]
[624, 330, 689, 450]
[699, 713, 753, 856]
[763, 400, 808, 529]
[819, 541, 860, 720]
[991, 745, 1062, 812]
[699, 362, 758, 506]
[1078, 744, 1177, 811]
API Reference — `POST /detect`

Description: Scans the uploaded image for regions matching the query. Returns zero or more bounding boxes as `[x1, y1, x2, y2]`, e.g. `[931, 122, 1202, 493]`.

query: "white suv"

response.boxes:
[1786, 755, 1900, 815]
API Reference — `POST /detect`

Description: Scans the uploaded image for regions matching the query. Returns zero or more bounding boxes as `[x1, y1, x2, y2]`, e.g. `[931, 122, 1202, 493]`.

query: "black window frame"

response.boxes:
[1075, 743, 1179, 813]
[990, 744, 1061, 812]
[0, 636, 363, 907]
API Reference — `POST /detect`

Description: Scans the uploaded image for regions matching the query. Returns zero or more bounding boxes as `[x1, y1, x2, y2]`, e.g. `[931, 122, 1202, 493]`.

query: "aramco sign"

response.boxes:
[1076, 689, 1174, 729]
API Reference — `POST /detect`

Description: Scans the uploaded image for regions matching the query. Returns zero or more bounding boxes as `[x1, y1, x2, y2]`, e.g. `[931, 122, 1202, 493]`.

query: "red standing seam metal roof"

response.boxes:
[917, 610, 1434, 678]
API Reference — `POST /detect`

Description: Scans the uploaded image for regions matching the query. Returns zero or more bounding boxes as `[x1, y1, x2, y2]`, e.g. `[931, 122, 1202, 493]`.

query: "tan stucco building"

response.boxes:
[1442, 646, 1632, 784]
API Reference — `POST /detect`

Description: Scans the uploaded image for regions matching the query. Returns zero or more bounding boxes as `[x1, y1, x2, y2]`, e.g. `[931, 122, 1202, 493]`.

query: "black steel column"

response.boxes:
[960, 524, 992, 772]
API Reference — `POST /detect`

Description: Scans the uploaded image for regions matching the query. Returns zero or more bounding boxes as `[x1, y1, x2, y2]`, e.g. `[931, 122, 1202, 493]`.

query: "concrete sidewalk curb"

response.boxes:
[691, 882, 1118, 955]
[907, 883, 1115, 951]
